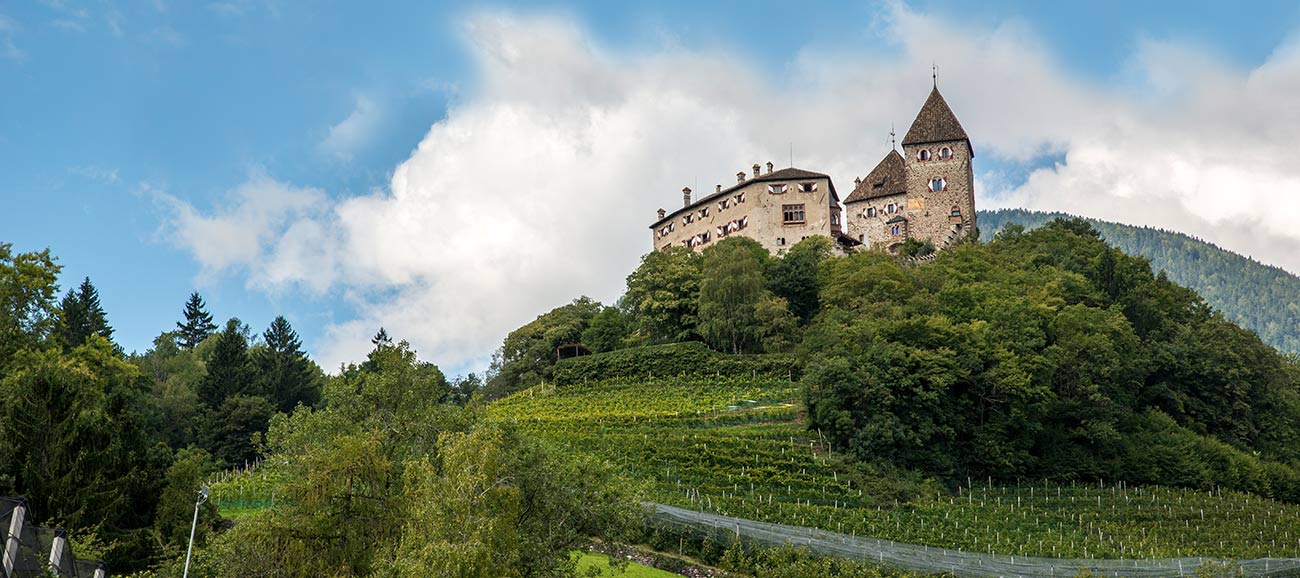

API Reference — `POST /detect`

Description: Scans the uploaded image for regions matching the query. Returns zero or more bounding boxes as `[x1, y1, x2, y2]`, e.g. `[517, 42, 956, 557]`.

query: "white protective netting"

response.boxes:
[649, 502, 1300, 577]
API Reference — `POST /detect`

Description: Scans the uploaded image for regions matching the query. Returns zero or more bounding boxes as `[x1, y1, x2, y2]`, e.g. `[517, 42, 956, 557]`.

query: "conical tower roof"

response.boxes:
[845, 149, 906, 204]
[901, 86, 970, 154]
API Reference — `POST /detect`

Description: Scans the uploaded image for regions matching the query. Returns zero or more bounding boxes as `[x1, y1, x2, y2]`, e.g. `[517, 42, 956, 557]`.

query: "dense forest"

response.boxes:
[487, 220, 1300, 503]
[979, 208, 1300, 354]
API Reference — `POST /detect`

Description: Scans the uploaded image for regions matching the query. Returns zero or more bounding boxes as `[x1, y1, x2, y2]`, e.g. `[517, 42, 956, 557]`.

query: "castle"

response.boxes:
[650, 84, 975, 255]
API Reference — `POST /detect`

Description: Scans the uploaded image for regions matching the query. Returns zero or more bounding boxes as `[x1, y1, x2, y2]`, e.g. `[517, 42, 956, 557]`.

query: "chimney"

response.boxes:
[715, 184, 722, 194]
[766, 161, 774, 174]
[737, 171, 746, 183]
[657, 208, 666, 219]
[752, 164, 761, 178]
[682, 187, 692, 207]
[854, 177, 862, 187]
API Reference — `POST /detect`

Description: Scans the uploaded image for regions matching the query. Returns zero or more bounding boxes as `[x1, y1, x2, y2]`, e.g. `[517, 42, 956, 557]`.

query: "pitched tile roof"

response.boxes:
[844, 149, 907, 204]
[650, 167, 838, 229]
[901, 86, 970, 153]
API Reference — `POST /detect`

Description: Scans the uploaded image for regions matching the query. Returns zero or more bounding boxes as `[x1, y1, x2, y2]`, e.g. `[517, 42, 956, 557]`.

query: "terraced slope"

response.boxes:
[488, 376, 1300, 560]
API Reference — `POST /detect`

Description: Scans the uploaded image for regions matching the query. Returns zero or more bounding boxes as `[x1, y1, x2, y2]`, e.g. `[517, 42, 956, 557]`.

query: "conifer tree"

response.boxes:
[176, 291, 217, 350]
[371, 326, 392, 347]
[255, 315, 321, 413]
[57, 276, 113, 349]
[197, 318, 254, 408]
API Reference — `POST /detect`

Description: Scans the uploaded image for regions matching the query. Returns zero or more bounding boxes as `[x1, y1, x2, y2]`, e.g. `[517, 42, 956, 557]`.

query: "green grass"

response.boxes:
[572, 552, 681, 577]
[489, 376, 1300, 560]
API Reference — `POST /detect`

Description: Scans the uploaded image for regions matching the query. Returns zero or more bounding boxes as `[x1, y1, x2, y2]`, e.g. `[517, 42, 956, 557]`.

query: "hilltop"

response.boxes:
[979, 209, 1300, 354]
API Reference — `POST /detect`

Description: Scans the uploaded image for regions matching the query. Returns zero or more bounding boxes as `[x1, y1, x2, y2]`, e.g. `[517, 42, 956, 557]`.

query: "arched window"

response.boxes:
[929, 177, 946, 192]
[891, 224, 901, 236]
[939, 147, 952, 159]
[917, 149, 931, 161]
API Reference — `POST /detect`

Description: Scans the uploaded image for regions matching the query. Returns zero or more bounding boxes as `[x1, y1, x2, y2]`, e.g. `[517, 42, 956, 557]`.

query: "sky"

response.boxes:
[4, 0, 1300, 376]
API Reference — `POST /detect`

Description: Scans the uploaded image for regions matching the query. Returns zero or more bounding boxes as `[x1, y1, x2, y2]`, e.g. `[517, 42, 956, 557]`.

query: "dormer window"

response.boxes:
[929, 178, 947, 192]
[918, 149, 931, 161]
[831, 213, 840, 226]
[798, 182, 818, 192]
[939, 147, 952, 159]
[767, 184, 789, 194]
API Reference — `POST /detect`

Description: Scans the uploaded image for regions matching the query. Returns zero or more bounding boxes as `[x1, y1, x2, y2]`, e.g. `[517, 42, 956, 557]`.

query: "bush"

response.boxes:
[551, 342, 800, 385]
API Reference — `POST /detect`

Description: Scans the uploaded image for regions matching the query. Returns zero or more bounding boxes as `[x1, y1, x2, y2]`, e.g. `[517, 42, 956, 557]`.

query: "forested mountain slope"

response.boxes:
[979, 208, 1300, 354]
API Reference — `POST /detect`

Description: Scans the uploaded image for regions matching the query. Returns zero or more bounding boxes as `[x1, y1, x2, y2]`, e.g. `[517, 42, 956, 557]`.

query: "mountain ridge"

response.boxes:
[978, 208, 1300, 354]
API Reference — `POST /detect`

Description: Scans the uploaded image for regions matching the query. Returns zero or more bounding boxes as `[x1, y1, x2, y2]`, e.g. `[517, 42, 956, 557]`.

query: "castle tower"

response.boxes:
[899, 86, 975, 247]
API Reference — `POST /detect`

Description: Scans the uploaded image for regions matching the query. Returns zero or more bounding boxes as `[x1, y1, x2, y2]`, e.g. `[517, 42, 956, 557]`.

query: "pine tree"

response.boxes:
[57, 277, 113, 349]
[176, 292, 217, 350]
[197, 318, 254, 408]
[371, 327, 392, 347]
[255, 316, 321, 413]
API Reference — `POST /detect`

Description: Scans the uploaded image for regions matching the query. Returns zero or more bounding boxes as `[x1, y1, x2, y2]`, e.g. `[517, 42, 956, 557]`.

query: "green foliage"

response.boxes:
[483, 297, 604, 399]
[254, 315, 323, 414]
[698, 238, 770, 354]
[551, 341, 799, 385]
[623, 247, 703, 345]
[153, 447, 220, 556]
[197, 318, 256, 408]
[896, 238, 935, 258]
[804, 218, 1300, 500]
[130, 332, 206, 448]
[582, 306, 629, 354]
[493, 374, 1300, 560]
[0, 243, 61, 366]
[767, 236, 832, 324]
[57, 276, 115, 350]
[980, 208, 1300, 354]
[0, 337, 166, 567]
[176, 291, 217, 351]
[200, 394, 273, 467]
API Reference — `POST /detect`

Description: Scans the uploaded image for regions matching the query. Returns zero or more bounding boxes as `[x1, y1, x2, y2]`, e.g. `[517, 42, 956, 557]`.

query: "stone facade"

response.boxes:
[649, 163, 845, 255]
[650, 84, 973, 255]
[844, 86, 975, 252]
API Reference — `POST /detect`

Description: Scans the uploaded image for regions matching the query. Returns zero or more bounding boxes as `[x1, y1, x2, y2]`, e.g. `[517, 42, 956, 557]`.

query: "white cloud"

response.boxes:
[163, 6, 1300, 372]
[157, 175, 335, 289]
[0, 15, 24, 62]
[319, 95, 383, 162]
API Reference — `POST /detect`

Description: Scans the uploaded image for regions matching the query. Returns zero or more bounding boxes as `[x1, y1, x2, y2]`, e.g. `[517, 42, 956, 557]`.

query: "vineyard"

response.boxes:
[487, 376, 1300, 561]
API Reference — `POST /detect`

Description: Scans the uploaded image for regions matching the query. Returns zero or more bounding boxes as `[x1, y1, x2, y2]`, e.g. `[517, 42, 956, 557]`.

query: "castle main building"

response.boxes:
[650, 85, 974, 254]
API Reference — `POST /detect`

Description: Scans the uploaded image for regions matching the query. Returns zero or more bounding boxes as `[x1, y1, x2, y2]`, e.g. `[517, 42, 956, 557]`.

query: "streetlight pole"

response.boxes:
[182, 485, 209, 578]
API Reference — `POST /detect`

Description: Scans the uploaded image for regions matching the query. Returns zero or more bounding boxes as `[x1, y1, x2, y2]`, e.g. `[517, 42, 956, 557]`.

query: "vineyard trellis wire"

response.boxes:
[649, 502, 1300, 578]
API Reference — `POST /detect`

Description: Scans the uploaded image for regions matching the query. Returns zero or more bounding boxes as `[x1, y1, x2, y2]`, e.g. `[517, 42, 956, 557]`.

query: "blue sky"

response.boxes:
[4, 1, 1300, 374]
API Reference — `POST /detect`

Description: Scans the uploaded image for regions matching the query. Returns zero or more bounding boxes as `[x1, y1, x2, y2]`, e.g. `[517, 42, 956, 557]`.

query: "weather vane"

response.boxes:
[890, 124, 896, 150]
[932, 62, 938, 87]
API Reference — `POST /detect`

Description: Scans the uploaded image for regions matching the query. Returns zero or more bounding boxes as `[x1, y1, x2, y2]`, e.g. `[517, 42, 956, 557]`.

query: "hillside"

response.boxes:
[489, 374, 1300, 560]
[978, 209, 1300, 354]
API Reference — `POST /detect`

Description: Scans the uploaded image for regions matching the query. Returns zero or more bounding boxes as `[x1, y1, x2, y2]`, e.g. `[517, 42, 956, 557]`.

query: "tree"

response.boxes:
[200, 394, 274, 467]
[372, 327, 392, 347]
[154, 448, 220, 556]
[0, 243, 61, 366]
[580, 306, 628, 353]
[176, 291, 217, 350]
[197, 318, 256, 408]
[623, 247, 702, 344]
[131, 331, 206, 449]
[767, 236, 832, 324]
[57, 276, 114, 350]
[698, 238, 769, 354]
[482, 297, 603, 399]
[254, 316, 322, 414]
[0, 337, 166, 567]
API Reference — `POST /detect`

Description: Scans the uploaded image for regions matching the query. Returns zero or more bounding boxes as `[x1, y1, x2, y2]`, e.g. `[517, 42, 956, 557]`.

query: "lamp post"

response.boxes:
[182, 485, 210, 578]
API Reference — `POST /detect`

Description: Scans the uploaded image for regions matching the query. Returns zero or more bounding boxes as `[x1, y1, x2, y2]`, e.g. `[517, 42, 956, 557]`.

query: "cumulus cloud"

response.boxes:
[319, 95, 383, 161]
[163, 5, 1300, 372]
